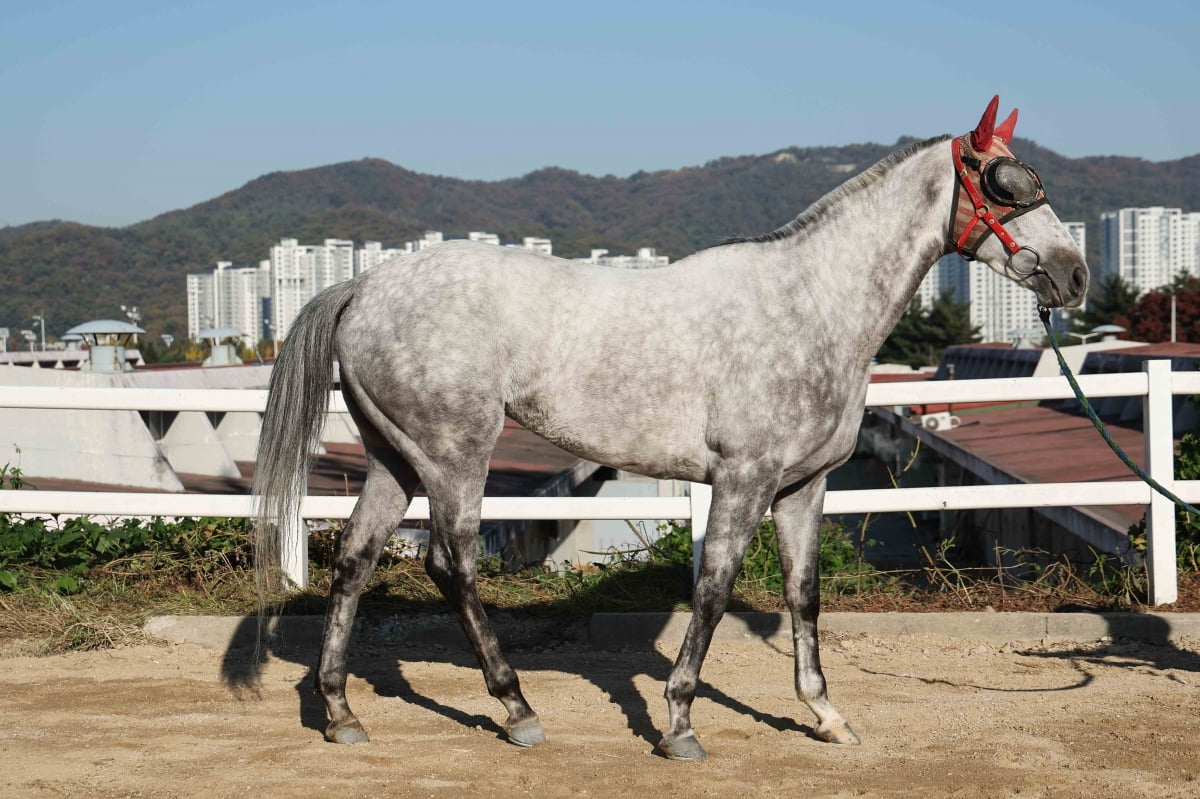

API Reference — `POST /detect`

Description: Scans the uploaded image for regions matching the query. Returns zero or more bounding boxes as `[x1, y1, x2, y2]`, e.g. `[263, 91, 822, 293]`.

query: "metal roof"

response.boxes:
[196, 327, 246, 340]
[64, 320, 146, 335]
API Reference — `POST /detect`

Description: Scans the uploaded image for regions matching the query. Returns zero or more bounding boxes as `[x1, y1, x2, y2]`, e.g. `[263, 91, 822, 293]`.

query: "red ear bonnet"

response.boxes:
[994, 108, 1019, 145]
[970, 95, 1000, 152]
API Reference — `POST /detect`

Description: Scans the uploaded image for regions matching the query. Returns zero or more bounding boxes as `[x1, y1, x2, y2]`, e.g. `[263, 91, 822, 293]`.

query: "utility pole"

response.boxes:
[121, 304, 142, 345]
[31, 313, 45, 351]
[1171, 294, 1177, 343]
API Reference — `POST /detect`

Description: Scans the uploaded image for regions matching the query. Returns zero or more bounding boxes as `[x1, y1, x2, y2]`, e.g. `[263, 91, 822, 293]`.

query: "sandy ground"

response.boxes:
[2, 631, 1199, 798]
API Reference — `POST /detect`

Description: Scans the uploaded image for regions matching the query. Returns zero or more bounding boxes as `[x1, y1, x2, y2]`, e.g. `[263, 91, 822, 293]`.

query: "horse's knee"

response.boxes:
[424, 549, 453, 589]
[664, 672, 697, 704]
[314, 668, 346, 698]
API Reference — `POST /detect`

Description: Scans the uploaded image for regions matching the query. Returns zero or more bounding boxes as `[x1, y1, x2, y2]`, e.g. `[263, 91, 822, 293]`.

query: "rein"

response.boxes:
[1037, 306, 1200, 518]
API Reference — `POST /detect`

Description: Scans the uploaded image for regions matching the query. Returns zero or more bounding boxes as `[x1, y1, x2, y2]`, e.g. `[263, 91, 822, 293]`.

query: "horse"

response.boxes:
[253, 95, 1088, 759]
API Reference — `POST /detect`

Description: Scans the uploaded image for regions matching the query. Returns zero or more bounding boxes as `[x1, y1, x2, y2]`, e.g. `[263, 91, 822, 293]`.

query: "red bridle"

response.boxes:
[949, 134, 1047, 262]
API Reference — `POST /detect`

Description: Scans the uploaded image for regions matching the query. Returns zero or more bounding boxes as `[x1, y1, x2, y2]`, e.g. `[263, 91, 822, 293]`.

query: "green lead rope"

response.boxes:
[1038, 307, 1200, 518]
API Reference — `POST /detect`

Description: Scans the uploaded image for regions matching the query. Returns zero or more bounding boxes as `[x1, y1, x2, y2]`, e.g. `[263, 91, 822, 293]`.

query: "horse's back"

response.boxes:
[334, 242, 717, 477]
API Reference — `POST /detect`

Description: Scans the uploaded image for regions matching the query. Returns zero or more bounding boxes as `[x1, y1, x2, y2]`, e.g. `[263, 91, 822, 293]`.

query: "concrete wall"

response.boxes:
[0, 367, 184, 490]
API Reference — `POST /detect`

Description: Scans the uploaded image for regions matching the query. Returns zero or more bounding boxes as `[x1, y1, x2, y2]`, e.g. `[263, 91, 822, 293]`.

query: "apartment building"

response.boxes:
[189, 231, 679, 343]
[578, 248, 670, 269]
[1100, 207, 1200, 295]
[185, 260, 271, 341]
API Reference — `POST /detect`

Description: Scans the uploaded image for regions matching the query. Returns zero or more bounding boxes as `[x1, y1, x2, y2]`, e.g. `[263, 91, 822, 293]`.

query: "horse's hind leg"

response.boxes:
[424, 456, 545, 747]
[317, 447, 418, 744]
[772, 480, 860, 745]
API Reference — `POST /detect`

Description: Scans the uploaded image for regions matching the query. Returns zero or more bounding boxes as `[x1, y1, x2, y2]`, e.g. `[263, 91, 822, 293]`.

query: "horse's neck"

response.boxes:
[770, 144, 953, 355]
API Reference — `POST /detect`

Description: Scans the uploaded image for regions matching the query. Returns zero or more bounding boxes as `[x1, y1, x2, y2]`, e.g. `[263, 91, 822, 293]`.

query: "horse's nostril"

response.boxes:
[1070, 266, 1086, 294]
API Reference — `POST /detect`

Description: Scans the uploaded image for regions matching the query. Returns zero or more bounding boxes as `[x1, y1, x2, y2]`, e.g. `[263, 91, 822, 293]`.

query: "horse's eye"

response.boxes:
[982, 158, 1041, 207]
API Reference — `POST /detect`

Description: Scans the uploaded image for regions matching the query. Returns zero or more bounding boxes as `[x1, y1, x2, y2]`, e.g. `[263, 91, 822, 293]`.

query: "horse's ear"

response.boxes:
[971, 95, 1000, 151]
[994, 107, 1019, 145]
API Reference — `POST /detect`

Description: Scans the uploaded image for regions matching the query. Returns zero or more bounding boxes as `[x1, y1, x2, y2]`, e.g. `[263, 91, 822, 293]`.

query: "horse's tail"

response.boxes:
[253, 279, 358, 595]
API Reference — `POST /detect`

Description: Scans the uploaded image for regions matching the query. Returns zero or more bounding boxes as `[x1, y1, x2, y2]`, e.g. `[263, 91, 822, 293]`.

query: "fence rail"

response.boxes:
[0, 362, 1193, 603]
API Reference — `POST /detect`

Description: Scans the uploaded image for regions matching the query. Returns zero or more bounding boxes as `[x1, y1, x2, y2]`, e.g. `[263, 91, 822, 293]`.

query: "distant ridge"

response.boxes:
[2, 137, 1198, 339]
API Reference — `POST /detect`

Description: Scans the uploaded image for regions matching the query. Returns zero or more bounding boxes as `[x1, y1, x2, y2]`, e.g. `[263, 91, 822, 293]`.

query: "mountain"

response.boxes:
[2, 137, 1198, 341]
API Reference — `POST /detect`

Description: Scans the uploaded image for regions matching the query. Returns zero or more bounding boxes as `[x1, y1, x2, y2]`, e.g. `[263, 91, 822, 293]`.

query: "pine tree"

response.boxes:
[1067, 274, 1139, 335]
[877, 290, 979, 368]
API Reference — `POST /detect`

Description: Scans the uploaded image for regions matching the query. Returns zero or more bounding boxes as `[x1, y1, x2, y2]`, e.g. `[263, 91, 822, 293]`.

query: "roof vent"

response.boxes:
[65, 320, 145, 373]
[1009, 327, 1040, 349]
[197, 327, 246, 367]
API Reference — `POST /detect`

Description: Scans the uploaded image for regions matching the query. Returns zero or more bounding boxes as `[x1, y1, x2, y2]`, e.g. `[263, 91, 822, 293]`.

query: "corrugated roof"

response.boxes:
[933, 402, 1149, 530]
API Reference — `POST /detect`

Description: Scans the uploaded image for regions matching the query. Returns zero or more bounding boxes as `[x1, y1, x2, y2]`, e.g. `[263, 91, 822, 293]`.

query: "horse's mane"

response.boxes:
[718, 134, 951, 247]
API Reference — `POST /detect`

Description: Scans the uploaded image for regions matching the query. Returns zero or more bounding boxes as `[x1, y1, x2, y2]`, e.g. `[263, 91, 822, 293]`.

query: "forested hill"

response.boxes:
[3, 136, 1199, 340]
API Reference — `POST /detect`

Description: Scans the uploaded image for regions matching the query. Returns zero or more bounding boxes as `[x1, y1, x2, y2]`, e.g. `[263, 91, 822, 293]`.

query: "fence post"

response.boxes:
[688, 482, 712, 585]
[1143, 359, 1177, 605]
[280, 507, 308, 590]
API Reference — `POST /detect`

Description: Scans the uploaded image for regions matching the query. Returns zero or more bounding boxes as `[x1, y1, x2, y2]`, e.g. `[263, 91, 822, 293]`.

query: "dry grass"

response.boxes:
[3, 534, 1198, 657]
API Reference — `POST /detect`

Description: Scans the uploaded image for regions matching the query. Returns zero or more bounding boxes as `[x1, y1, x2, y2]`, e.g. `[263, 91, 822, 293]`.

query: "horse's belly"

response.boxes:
[506, 400, 708, 483]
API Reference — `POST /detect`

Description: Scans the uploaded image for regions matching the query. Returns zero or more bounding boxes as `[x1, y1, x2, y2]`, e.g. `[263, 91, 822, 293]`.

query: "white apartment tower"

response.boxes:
[191, 232, 560, 344]
[1100, 207, 1200, 295]
[516, 237, 552, 256]
[270, 238, 357, 339]
[468, 231, 501, 246]
[185, 261, 270, 341]
[356, 241, 409, 273]
[1064, 221, 1086, 255]
[185, 273, 213, 341]
[578, 248, 670, 269]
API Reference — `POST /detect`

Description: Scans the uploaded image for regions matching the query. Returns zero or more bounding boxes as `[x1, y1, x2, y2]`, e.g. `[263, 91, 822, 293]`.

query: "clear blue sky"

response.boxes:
[2, 0, 1197, 228]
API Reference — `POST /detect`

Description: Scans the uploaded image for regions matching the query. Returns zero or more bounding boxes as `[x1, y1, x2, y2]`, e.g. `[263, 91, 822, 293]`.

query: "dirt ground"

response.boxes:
[2, 631, 1199, 799]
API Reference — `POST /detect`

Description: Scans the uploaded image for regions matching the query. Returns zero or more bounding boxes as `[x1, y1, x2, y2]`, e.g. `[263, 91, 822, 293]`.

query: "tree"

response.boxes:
[927, 289, 981, 347]
[876, 290, 981, 369]
[1067, 274, 1139, 336]
[1162, 270, 1200, 295]
[1126, 286, 1200, 342]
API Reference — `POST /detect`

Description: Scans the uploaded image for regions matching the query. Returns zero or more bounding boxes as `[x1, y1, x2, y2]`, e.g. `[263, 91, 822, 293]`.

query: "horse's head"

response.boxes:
[950, 95, 1089, 308]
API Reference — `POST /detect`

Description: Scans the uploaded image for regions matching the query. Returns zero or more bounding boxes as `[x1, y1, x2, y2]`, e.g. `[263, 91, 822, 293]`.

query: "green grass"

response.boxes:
[2, 461, 1192, 655]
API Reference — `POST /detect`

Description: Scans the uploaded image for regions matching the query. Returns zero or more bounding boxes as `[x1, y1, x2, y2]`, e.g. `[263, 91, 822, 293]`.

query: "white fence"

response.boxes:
[1, 361, 1198, 604]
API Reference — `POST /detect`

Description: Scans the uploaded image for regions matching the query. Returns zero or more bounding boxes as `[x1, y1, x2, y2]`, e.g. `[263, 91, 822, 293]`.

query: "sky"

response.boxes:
[2, 0, 1198, 228]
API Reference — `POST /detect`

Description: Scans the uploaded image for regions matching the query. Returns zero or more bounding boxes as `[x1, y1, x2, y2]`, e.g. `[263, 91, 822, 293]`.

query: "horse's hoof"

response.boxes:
[814, 720, 861, 746]
[325, 720, 370, 744]
[658, 732, 708, 760]
[505, 718, 547, 747]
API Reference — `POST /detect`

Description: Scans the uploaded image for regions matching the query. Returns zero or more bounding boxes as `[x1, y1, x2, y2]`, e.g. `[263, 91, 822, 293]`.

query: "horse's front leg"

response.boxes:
[659, 463, 778, 760]
[772, 479, 860, 745]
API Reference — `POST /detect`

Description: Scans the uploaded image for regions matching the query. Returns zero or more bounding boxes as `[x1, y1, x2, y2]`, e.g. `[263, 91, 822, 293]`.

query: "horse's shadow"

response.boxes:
[1015, 612, 1200, 681]
[832, 610, 1200, 698]
[219, 585, 1200, 751]
[217, 579, 814, 750]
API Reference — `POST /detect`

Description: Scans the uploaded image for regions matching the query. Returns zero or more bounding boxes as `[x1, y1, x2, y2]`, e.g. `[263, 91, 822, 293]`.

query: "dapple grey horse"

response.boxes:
[254, 96, 1088, 759]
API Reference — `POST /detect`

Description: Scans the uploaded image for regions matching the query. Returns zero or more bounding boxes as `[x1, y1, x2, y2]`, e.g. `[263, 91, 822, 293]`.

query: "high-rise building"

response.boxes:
[1100, 207, 1200, 295]
[468, 231, 501, 246]
[190, 232, 563, 343]
[185, 261, 271, 341]
[410, 231, 444, 251]
[1064, 221, 1086, 254]
[515, 237, 552, 256]
[356, 241, 409, 273]
[270, 238, 358, 339]
[185, 273, 214, 341]
[577, 248, 669, 269]
[269, 238, 316, 341]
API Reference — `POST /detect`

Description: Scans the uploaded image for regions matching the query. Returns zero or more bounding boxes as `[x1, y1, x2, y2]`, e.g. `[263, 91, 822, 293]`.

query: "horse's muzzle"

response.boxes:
[1033, 262, 1089, 309]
